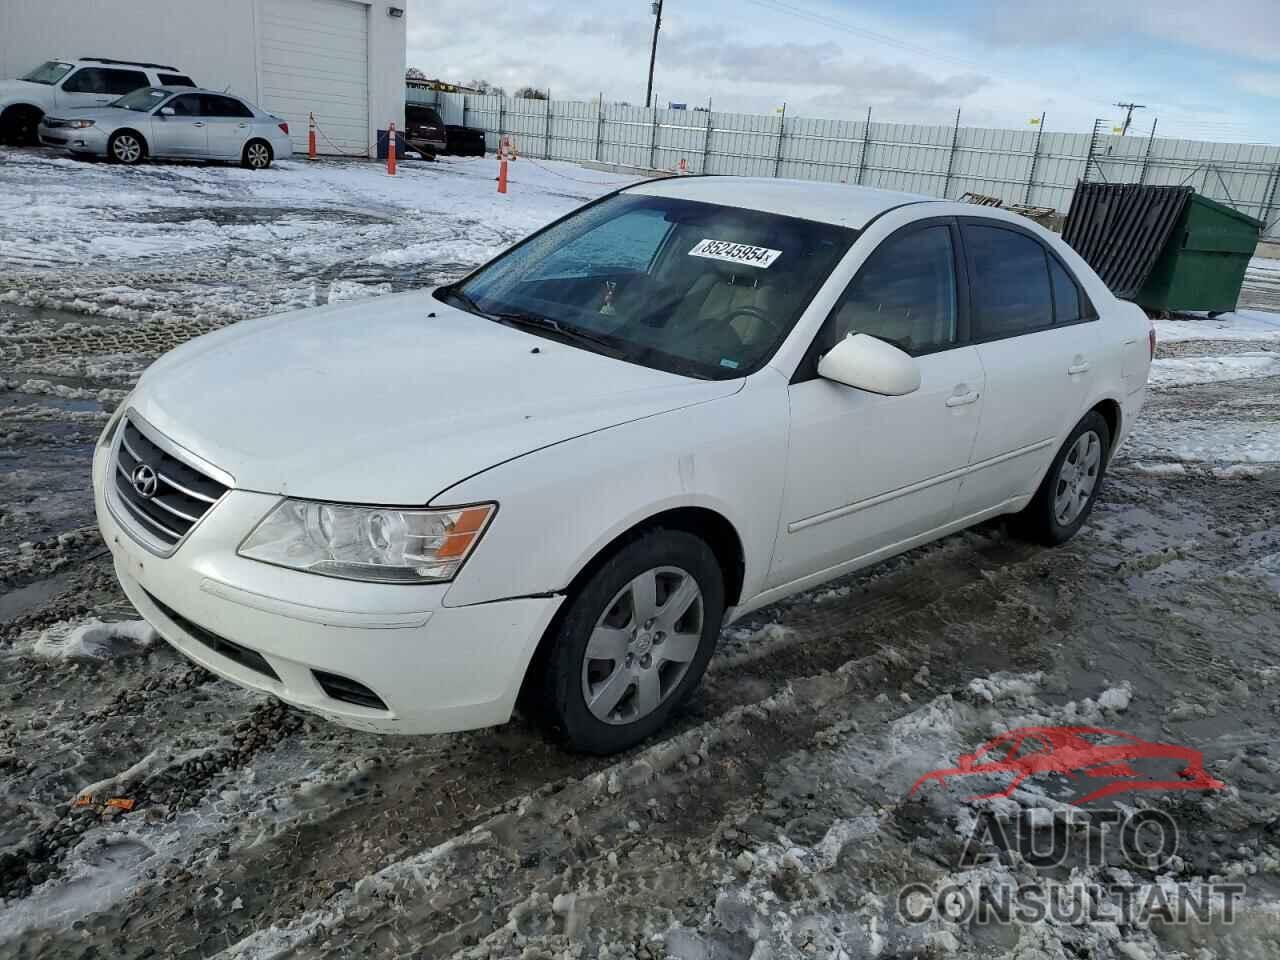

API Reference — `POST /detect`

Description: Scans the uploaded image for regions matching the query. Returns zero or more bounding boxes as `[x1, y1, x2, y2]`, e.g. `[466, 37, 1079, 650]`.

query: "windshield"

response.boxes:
[444, 193, 856, 379]
[113, 87, 172, 112]
[21, 61, 74, 85]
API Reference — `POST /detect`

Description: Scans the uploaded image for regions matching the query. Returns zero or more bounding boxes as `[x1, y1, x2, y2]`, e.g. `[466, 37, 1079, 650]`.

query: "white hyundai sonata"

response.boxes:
[94, 177, 1153, 753]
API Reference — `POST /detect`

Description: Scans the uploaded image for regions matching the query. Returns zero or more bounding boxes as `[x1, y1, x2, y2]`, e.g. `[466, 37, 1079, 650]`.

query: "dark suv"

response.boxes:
[404, 104, 485, 159]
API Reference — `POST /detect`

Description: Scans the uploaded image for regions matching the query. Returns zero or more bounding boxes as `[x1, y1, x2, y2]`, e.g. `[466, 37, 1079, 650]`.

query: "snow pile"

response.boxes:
[32, 618, 157, 660]
[1154, 308, 1280, 344]
[1148, 352, 1280, 388]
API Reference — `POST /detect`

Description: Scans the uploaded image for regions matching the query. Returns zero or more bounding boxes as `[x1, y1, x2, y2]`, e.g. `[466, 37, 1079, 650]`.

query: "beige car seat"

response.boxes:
[668, 263, 776, 348]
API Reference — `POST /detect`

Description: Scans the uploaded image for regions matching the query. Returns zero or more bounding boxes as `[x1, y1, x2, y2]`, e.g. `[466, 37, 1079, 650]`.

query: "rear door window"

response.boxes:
[200, 95, 254, 118]
[1049, 256, 1083, 324]
[963, 224, 1054, 340]
[64, 68, 149, 95]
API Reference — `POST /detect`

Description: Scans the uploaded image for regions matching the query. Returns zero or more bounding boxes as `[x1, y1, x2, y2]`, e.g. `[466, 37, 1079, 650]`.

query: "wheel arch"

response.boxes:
[243, 137, 273, 164]
[562, 505, 746, 610]
[1089, 397, 1122, 458]
[516, 504, 747, 706]
[109, 128, 149, 155]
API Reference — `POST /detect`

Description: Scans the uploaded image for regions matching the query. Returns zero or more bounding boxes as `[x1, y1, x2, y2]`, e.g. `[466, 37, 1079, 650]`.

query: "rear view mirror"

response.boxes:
[159, 106, 175, 117]
[818, 333, 921, 396]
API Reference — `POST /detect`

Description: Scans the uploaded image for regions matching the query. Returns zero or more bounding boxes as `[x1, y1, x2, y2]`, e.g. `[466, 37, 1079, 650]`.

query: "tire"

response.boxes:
[242, 139, 272, 170]
[1, 105, 42, 146]
[528, 529, 725, 754]
[108, 131, 146, 165]
[1011, 411, 1111, 546]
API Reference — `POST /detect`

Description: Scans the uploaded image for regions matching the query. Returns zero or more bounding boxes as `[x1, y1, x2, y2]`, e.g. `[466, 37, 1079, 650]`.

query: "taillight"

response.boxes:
[278, 121, 289, 135]
[1148, 324, 1156, 360]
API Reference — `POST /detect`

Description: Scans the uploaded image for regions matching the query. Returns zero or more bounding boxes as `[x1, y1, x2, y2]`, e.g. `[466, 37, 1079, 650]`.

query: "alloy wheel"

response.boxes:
[247, 143, 270, 169]
[1054, 429, 1102, 526]
[581, 565, 704, 725]
[112, 135, 142, 164]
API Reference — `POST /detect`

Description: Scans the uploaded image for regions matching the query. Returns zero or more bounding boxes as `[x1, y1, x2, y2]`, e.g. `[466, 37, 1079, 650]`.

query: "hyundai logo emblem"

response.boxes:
[131, 463, 159, 499]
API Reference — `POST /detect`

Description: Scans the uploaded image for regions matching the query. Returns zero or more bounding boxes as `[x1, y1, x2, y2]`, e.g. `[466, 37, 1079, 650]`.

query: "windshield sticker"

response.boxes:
[719, 358, 740, 369]
[688, 239, 782, 269]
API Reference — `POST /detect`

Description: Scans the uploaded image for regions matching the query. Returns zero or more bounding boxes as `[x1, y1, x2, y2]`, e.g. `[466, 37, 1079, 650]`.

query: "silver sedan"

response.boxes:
[37, 86, 293, 168]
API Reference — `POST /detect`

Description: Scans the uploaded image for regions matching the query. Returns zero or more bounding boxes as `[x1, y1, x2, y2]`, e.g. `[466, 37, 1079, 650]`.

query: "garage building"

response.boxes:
[0, 0, 405, 157]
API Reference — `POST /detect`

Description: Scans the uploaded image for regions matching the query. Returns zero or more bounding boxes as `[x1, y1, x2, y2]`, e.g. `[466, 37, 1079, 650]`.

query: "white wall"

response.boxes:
[0, 0, 404, 157]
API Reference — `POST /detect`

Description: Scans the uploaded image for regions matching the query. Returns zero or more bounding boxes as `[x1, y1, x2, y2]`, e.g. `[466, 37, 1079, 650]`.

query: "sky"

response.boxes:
[406, 0, 1279, 143]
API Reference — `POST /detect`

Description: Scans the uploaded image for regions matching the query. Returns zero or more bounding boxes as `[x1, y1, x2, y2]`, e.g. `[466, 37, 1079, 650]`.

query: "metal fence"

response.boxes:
[408, 87, 1280, 240]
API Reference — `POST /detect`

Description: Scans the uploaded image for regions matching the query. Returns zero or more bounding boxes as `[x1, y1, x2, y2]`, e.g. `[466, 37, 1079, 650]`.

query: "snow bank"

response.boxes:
[1154, 309, 1280, 344]
[1148, 352, 1280, 387]
[32, 619, 157, 660]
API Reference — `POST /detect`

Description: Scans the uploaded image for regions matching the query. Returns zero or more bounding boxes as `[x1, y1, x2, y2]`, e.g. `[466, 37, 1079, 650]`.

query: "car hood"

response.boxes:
[0, 79, 46, 97]
[131, 290, 739, 504]
[42, 106, 135, 123]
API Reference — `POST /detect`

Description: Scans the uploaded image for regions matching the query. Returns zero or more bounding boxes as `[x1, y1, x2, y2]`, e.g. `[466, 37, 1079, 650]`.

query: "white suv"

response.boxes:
[0, 58, 195, 145]
[93, 178, 1154, 754]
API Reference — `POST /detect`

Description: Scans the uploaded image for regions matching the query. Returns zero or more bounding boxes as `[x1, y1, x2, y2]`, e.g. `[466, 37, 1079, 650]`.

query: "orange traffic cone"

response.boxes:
[387, 121, 397, 176]
[498, 158, 508, 194]
[308, 112, 317, 160]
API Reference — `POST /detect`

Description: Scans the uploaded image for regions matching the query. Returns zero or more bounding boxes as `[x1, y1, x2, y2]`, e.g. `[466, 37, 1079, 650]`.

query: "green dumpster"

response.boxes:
[1062, 183, 1262, 315]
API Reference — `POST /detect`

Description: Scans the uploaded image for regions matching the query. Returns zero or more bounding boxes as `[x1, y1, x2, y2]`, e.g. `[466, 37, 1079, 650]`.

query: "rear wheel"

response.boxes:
[1011, 411, 1111, 545]
[529, 529, 724, 754]
[108, 131, 146, 165]
[242, 139, 272, 170]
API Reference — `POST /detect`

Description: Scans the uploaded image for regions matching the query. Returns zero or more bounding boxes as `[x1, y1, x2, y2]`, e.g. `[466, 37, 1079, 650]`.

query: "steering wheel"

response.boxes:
[723, 305, 784, 341]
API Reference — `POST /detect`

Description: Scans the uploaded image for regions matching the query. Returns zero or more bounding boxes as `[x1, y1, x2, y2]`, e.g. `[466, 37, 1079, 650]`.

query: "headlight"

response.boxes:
[238, 499, 496, 584]
[98, 392, 132, 447]
[66, 119, 94, 129]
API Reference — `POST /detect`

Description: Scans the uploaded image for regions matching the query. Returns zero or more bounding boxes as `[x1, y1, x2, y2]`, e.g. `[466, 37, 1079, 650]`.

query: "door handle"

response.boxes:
[192, 121, 205, 127]
[238, 123, 249, 128]
[1068, 360, 1091, 375]
[945, 390, 981, 407]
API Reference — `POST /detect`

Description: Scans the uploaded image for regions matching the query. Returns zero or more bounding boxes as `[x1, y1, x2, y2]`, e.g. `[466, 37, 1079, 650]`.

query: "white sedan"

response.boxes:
[93, 177, 1153, 753]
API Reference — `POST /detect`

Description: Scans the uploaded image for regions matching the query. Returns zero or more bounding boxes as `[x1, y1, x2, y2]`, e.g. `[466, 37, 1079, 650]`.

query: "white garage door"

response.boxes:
[260, 0, 369, 155]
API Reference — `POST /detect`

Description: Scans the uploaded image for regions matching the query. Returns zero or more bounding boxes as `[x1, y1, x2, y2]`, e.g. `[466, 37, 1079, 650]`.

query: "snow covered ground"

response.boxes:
[3, 147, 1280, 960]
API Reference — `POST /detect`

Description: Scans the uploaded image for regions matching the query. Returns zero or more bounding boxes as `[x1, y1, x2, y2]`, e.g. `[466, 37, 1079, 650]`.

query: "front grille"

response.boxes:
[144, 588, 281, 682]
[111, 416, 227, 551]
[42, 118, 70, 129]
[313, 671, 389, 711]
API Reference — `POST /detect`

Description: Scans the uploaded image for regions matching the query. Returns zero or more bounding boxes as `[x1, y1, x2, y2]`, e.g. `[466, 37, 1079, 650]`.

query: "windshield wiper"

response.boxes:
[490, 311, 622, 355]
[440, 284, 485, 315]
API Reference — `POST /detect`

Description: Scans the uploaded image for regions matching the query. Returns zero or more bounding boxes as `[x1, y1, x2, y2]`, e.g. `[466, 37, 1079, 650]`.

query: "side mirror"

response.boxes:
[159, 106, 175, 117]
[817, 333, 921, 396]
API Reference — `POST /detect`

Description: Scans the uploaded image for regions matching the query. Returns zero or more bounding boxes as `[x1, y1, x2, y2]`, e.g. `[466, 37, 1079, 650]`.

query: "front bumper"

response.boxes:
[40, 124, 108, 156]
[93, 443, 562, 734]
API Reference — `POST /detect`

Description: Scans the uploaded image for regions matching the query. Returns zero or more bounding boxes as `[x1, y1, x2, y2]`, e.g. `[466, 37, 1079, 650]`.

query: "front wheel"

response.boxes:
[242, 139, 272, 170]
[108, 131, 145, 165]
[1011, 411, 1111, 545]
[529, 529, 724, 754]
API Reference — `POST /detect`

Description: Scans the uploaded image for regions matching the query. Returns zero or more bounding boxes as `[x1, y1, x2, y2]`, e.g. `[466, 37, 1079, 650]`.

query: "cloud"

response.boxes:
[1235, 72, 1280, 99]
[972, 0, 1280, 63]
[406, 0, 988, 118]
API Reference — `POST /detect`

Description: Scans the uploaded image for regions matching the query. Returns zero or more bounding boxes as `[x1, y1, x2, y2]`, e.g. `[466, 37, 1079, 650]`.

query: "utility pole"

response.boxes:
[1114, 101, 1146, 137]
[645, 0, 664, 109]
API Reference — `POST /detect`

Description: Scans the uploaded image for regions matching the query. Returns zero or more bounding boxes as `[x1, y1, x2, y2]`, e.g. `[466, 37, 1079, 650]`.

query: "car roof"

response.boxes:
[55, 58, 189, 71]
[152, 86, 249, 99]
[624, 176, 938, 230]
